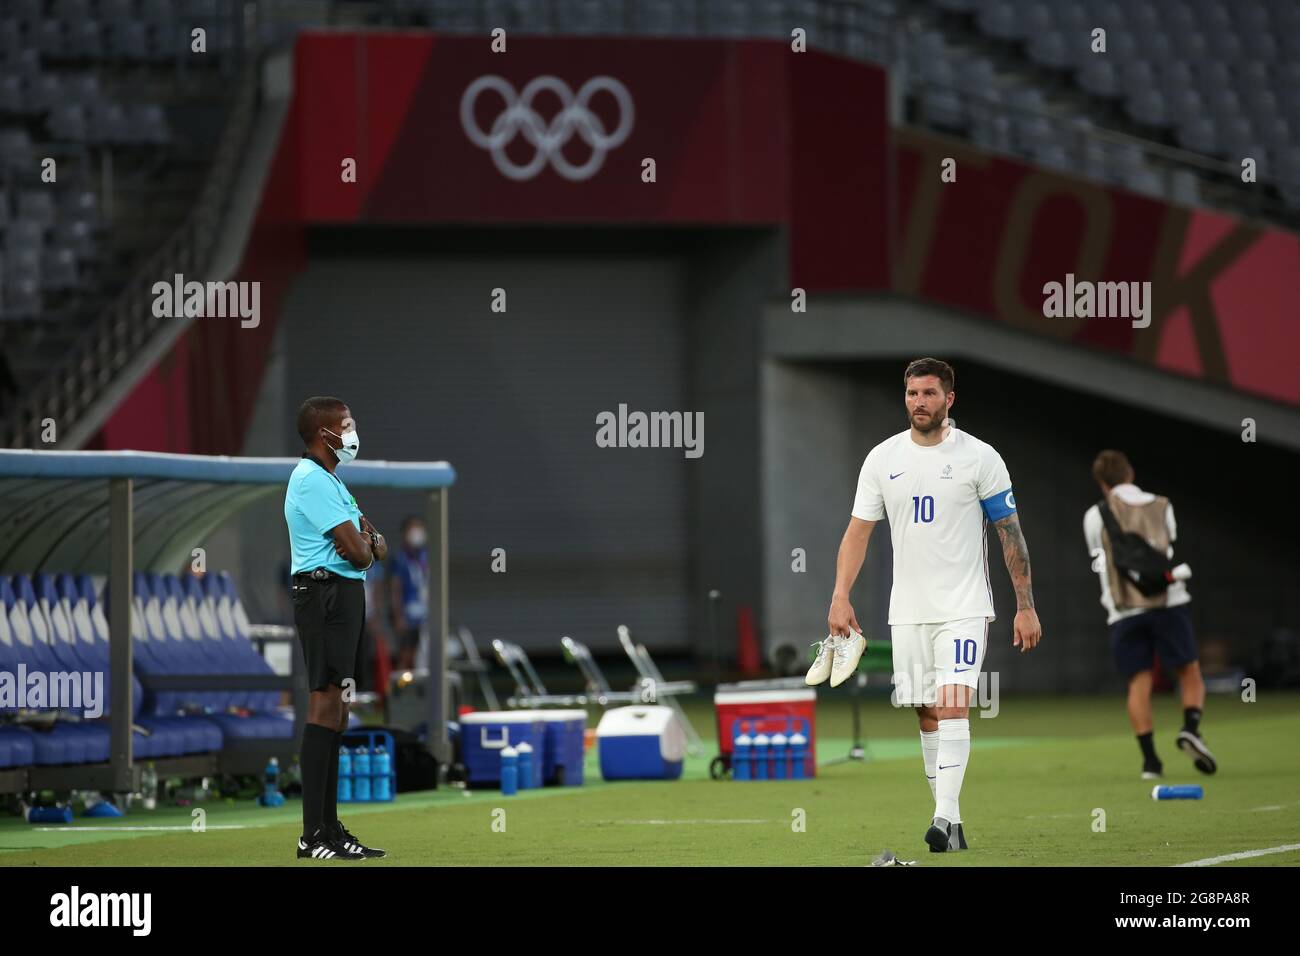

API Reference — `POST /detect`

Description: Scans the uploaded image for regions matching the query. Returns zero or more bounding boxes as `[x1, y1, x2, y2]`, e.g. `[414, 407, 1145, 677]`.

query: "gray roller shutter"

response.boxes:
[282, 251, 690, 654]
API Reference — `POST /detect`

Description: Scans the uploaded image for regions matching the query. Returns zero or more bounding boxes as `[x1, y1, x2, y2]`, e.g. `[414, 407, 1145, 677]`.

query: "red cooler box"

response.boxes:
[714, 679, 817, 778]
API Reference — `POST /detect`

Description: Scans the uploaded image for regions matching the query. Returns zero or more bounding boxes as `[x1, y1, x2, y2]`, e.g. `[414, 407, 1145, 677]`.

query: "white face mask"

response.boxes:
[406, 529, 427, 549]
[324, 427, 359, 464]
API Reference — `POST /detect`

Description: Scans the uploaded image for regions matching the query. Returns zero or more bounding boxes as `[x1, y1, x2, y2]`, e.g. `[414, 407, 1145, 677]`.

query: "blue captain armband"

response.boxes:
[981, 488, 1017, 521]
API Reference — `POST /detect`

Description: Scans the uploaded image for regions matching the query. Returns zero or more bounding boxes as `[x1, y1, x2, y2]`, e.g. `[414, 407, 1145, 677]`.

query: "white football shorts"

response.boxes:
[890, 617, 989, 706]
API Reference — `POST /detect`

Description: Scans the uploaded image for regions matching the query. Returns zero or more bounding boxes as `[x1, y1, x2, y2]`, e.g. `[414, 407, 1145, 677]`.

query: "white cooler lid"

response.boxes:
[713, 688, 816, 705]
[460, 711, 545, 725]
[536, 709, 589, 721]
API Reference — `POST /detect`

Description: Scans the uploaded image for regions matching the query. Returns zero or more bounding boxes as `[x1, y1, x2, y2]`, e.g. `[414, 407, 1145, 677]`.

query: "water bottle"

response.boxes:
[789, 731, 808, 779]
[1152, 785, 1204, 800]
[337, 746, 353, 803]
[764, 738, 785, 780]
[258, 757, 285, 807]
[733, 730, 753, 782]
[500, 745, 519, 795]
[141, 762, 158, 810]
[353, 744, 372, 802]
[373, 745, 392, 801]
[516, 741, 534, 790]
[752, 734, 770, 781]
[353, 744, 372, 777]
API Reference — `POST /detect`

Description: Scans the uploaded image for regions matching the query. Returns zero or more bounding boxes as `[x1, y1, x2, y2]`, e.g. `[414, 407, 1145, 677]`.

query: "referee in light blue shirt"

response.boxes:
[284, 396, 388, 860]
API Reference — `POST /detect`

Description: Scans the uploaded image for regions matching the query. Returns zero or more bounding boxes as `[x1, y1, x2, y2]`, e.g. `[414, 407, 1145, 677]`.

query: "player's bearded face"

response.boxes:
[908, 395, 950, 433]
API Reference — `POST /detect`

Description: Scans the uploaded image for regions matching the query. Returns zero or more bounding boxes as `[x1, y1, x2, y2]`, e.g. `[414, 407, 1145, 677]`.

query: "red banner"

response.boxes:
[894, 128, 1300, 406]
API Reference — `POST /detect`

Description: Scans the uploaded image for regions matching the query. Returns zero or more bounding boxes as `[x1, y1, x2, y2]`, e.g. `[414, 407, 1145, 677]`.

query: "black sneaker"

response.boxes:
[333, 820, 387, 859]
[296, 828, 363, 861]
[924, 816, 952, 853]
[1141, 760, 1164, 780]
[950, 822, 968, 850]
[1176, 730, 1217, 775]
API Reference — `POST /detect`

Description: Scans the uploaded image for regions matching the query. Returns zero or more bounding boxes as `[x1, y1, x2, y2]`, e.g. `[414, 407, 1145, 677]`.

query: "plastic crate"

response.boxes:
[339, 729, 397, 803]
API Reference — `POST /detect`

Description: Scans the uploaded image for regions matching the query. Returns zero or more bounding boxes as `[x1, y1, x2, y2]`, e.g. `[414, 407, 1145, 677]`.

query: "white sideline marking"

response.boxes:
[1247, 799, 1300, 812]
[1174, 843, 1300, 867]
[596, 819, 770, 826]
[35, 824, 256, 832]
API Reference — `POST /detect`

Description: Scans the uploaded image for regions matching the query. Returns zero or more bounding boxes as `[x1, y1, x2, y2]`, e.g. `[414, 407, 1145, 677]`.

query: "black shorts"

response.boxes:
[1110, 605, 1197, 678]
[291, 573, 366, 692]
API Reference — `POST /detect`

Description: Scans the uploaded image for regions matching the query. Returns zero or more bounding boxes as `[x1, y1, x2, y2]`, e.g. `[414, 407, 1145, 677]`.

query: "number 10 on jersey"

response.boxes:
[912, 495, 935, 523]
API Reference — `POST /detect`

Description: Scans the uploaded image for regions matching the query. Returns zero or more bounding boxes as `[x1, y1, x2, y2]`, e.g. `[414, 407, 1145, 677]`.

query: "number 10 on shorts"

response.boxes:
[954, 639, 977, 666]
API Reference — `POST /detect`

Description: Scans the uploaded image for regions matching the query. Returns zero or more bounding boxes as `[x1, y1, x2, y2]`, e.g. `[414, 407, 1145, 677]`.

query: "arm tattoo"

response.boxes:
[994, 513, 1034, 610]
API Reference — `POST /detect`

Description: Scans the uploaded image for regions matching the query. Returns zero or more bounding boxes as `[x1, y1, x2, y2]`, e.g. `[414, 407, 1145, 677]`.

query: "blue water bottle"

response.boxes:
[373, 744, 392, 801]
[753, 733, 770, 781]
[516, 741, 534, 790]
[337, 746, 352, 803]
[500, 745, 519, 795]
[770, 732, 788, 779]
[258, 756, 285, 807]
[1152, 785, 1204, 800]
[789, 731, 808, 779]
[353, 744, 372, 802]
[733, 729, 752, 781]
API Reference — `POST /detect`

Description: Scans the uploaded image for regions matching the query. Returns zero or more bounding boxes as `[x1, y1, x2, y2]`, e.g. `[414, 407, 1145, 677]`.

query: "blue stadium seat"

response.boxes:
[211, 571, 281, 712]
[4, 561, 297, 764]
[10, 575, 76, 673]
[83, 575, 221, 756]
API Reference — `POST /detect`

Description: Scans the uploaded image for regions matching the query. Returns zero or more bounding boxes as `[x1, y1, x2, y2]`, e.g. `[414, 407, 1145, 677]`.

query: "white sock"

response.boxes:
[919, 729, 940, 800]
[935, 718, 970, 824]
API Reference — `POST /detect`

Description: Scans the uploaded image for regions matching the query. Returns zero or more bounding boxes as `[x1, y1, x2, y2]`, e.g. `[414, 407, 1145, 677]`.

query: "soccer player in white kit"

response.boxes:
[808, 358, 1042, 853]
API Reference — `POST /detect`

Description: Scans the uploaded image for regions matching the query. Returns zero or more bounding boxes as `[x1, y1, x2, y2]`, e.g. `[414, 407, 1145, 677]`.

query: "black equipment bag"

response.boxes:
[1097, 499, 1174, 598]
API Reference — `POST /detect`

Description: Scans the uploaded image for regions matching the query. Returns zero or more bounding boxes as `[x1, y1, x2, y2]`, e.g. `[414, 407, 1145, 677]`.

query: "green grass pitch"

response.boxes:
[3, 692, 1297, 866]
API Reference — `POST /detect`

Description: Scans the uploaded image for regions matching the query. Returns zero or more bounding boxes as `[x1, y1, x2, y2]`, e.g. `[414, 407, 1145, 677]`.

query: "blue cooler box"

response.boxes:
[539, 709, 587, 786]
[461, 711, 546, 788]
[597, 706, 685, 780]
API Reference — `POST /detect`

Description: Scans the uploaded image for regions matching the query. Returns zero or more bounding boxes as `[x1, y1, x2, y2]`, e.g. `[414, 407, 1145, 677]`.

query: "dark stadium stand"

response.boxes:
[3, 0, 1298, 449]
[911, 0, 1300, 209]
[0, 569, 292, 779]
[0, 0, 244, 412]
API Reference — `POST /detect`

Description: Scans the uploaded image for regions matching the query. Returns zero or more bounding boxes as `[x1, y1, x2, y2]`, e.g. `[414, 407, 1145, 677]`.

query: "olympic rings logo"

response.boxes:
[460, 75, 635, 181]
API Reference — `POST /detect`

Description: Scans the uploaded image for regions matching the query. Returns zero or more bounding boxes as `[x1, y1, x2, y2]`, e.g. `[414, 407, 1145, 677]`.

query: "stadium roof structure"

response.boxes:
[0, 449, 458, 787]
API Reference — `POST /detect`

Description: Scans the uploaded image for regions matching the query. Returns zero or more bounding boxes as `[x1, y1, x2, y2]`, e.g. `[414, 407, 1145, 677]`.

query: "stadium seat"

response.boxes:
[1077, 58, 1119, 99]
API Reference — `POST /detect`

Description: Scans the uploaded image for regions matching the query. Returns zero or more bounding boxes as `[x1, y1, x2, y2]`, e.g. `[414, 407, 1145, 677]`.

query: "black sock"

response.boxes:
[300, 722, 336, 839]
[1183, 708, 1202, 735]
[1137, 731, 1159, 765]
[323, 731, 341, 830]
